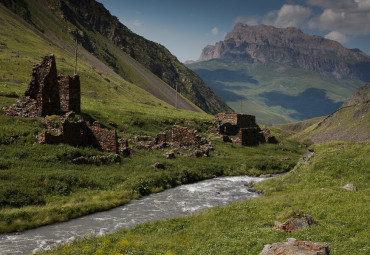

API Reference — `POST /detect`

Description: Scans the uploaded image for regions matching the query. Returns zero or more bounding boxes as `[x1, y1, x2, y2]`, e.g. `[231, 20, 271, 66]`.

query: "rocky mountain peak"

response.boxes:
[199, 23, 370, 81]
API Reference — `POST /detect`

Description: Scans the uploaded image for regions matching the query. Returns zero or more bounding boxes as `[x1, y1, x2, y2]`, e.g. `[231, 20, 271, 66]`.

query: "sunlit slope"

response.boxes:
[0, 3, 211, 134]
[1, 0, 231, 114]
[276, 83, 370, 143]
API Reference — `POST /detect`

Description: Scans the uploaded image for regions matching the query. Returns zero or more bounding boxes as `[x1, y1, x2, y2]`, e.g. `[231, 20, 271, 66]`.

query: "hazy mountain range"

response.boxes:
[188, 23, 370, 124]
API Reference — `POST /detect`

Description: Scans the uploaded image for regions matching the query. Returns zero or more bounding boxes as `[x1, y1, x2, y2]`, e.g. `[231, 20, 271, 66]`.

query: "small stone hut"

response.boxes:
[215, 113, 277, 146]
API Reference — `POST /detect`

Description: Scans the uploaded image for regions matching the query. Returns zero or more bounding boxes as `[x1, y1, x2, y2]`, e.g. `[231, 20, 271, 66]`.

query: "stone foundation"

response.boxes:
[38, 113, 118, 153]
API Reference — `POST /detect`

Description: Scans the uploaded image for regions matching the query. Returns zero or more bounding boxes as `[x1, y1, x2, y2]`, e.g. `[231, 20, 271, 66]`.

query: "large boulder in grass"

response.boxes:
[260, 238, 330, 255]
[274, 214, 316, 232]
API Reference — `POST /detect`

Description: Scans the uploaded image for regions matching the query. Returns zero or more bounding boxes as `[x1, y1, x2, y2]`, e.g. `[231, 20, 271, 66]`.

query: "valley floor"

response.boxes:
[0, 98, 304, 234]
[42, 141, 369, 255]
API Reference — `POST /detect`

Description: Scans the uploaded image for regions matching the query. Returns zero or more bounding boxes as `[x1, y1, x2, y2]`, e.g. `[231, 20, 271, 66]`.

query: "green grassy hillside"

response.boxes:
[43, 141, 370, 255]
[276, 83, 370, 143]
[0, 3, 306, 233]
[187, 60, 363, 125]
[1, 0, 232, 114]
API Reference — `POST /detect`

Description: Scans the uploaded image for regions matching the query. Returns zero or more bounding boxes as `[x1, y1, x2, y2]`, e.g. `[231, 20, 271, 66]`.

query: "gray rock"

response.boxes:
[259, 238, 330, 255]
[274, 214, 316, 232]
[342, 183, 357, 191]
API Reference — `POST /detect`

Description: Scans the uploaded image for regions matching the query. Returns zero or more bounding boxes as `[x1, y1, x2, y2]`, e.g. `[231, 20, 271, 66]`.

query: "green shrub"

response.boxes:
[0, 188, 45, 208]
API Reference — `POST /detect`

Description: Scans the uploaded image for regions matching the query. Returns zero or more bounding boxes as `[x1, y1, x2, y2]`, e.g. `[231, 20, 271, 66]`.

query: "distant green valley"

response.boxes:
[188, 60, 362, 125]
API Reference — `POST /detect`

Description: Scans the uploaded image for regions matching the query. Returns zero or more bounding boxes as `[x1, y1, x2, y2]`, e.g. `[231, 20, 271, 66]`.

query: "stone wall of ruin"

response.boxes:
[215, 113, 238, 126]
[155, 126, 201, 147]
[5, 54, 81, 117]
[236, 114, 256, 128]
[90, 122, 118, 153]
[38, 118, 118, 154]
[214, 113, 277, 146]
[236, 127, 265, 146]
[58, 75, 81, 114]
[25, 54, 60, 116]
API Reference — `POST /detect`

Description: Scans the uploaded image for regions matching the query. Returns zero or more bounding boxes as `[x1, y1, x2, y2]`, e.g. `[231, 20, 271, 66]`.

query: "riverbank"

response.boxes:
[0, 108, 305, 233]
[0, 175, 272, 254]
[44, 141, 369, 255]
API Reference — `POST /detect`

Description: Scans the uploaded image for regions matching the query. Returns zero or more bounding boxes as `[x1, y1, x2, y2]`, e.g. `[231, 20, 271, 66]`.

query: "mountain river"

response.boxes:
[0, 175, 275, 254]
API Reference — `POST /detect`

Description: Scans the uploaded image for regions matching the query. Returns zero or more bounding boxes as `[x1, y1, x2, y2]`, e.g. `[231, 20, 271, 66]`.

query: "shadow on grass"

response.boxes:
[260, 88, 343, 120]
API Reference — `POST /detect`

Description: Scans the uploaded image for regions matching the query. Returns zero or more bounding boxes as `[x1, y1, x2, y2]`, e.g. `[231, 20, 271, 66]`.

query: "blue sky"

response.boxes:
[98, 0, 370, 62]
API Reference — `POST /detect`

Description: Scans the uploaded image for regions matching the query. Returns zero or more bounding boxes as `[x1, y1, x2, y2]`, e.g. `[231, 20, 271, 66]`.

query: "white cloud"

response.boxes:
[272, 5, 313, 28]
[325, 31, 349, 43]
[308, 1, 370, 35]
[232, 1, 370, 46]
[234, 5, 312, 28]
[211, 27, 219, 35]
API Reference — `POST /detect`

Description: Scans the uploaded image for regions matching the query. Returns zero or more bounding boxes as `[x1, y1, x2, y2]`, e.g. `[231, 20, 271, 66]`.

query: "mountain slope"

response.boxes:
[0, 2, 211, 136]
[0, 0, 231, 114]
[277, 83, 370, 143]
[187, 23, 370, 124]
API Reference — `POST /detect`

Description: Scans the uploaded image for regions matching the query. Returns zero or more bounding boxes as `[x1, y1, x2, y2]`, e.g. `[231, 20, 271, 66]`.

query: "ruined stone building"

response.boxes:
[5, 54, 80, 117]
[5, 54, 118, 153]
[215, 113, 277, 146]
[38, 114, 119, 154]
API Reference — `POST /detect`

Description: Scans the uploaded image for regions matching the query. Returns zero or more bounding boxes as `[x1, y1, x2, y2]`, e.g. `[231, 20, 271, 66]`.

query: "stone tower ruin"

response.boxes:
[5, 54, 80, 117]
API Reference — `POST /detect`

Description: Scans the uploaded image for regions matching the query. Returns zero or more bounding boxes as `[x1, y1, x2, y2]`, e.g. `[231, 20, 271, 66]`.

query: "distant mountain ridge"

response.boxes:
[199, 23, 370, 81]
[188, 23, 369, 124]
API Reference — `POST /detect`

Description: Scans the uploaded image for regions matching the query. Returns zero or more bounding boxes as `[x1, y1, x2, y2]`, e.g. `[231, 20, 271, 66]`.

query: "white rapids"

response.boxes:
[0, 175, 274, 254]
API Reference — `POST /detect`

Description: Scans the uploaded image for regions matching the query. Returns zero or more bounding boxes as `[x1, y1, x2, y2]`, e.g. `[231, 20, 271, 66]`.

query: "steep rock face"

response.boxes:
[199, 23, 370, 81]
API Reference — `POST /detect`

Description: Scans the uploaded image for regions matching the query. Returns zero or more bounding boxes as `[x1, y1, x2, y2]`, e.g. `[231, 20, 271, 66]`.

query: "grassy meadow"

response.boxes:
[1, 3, 369, 255]
[43, 141, 370, 255]
[0, 102, 305, 233]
